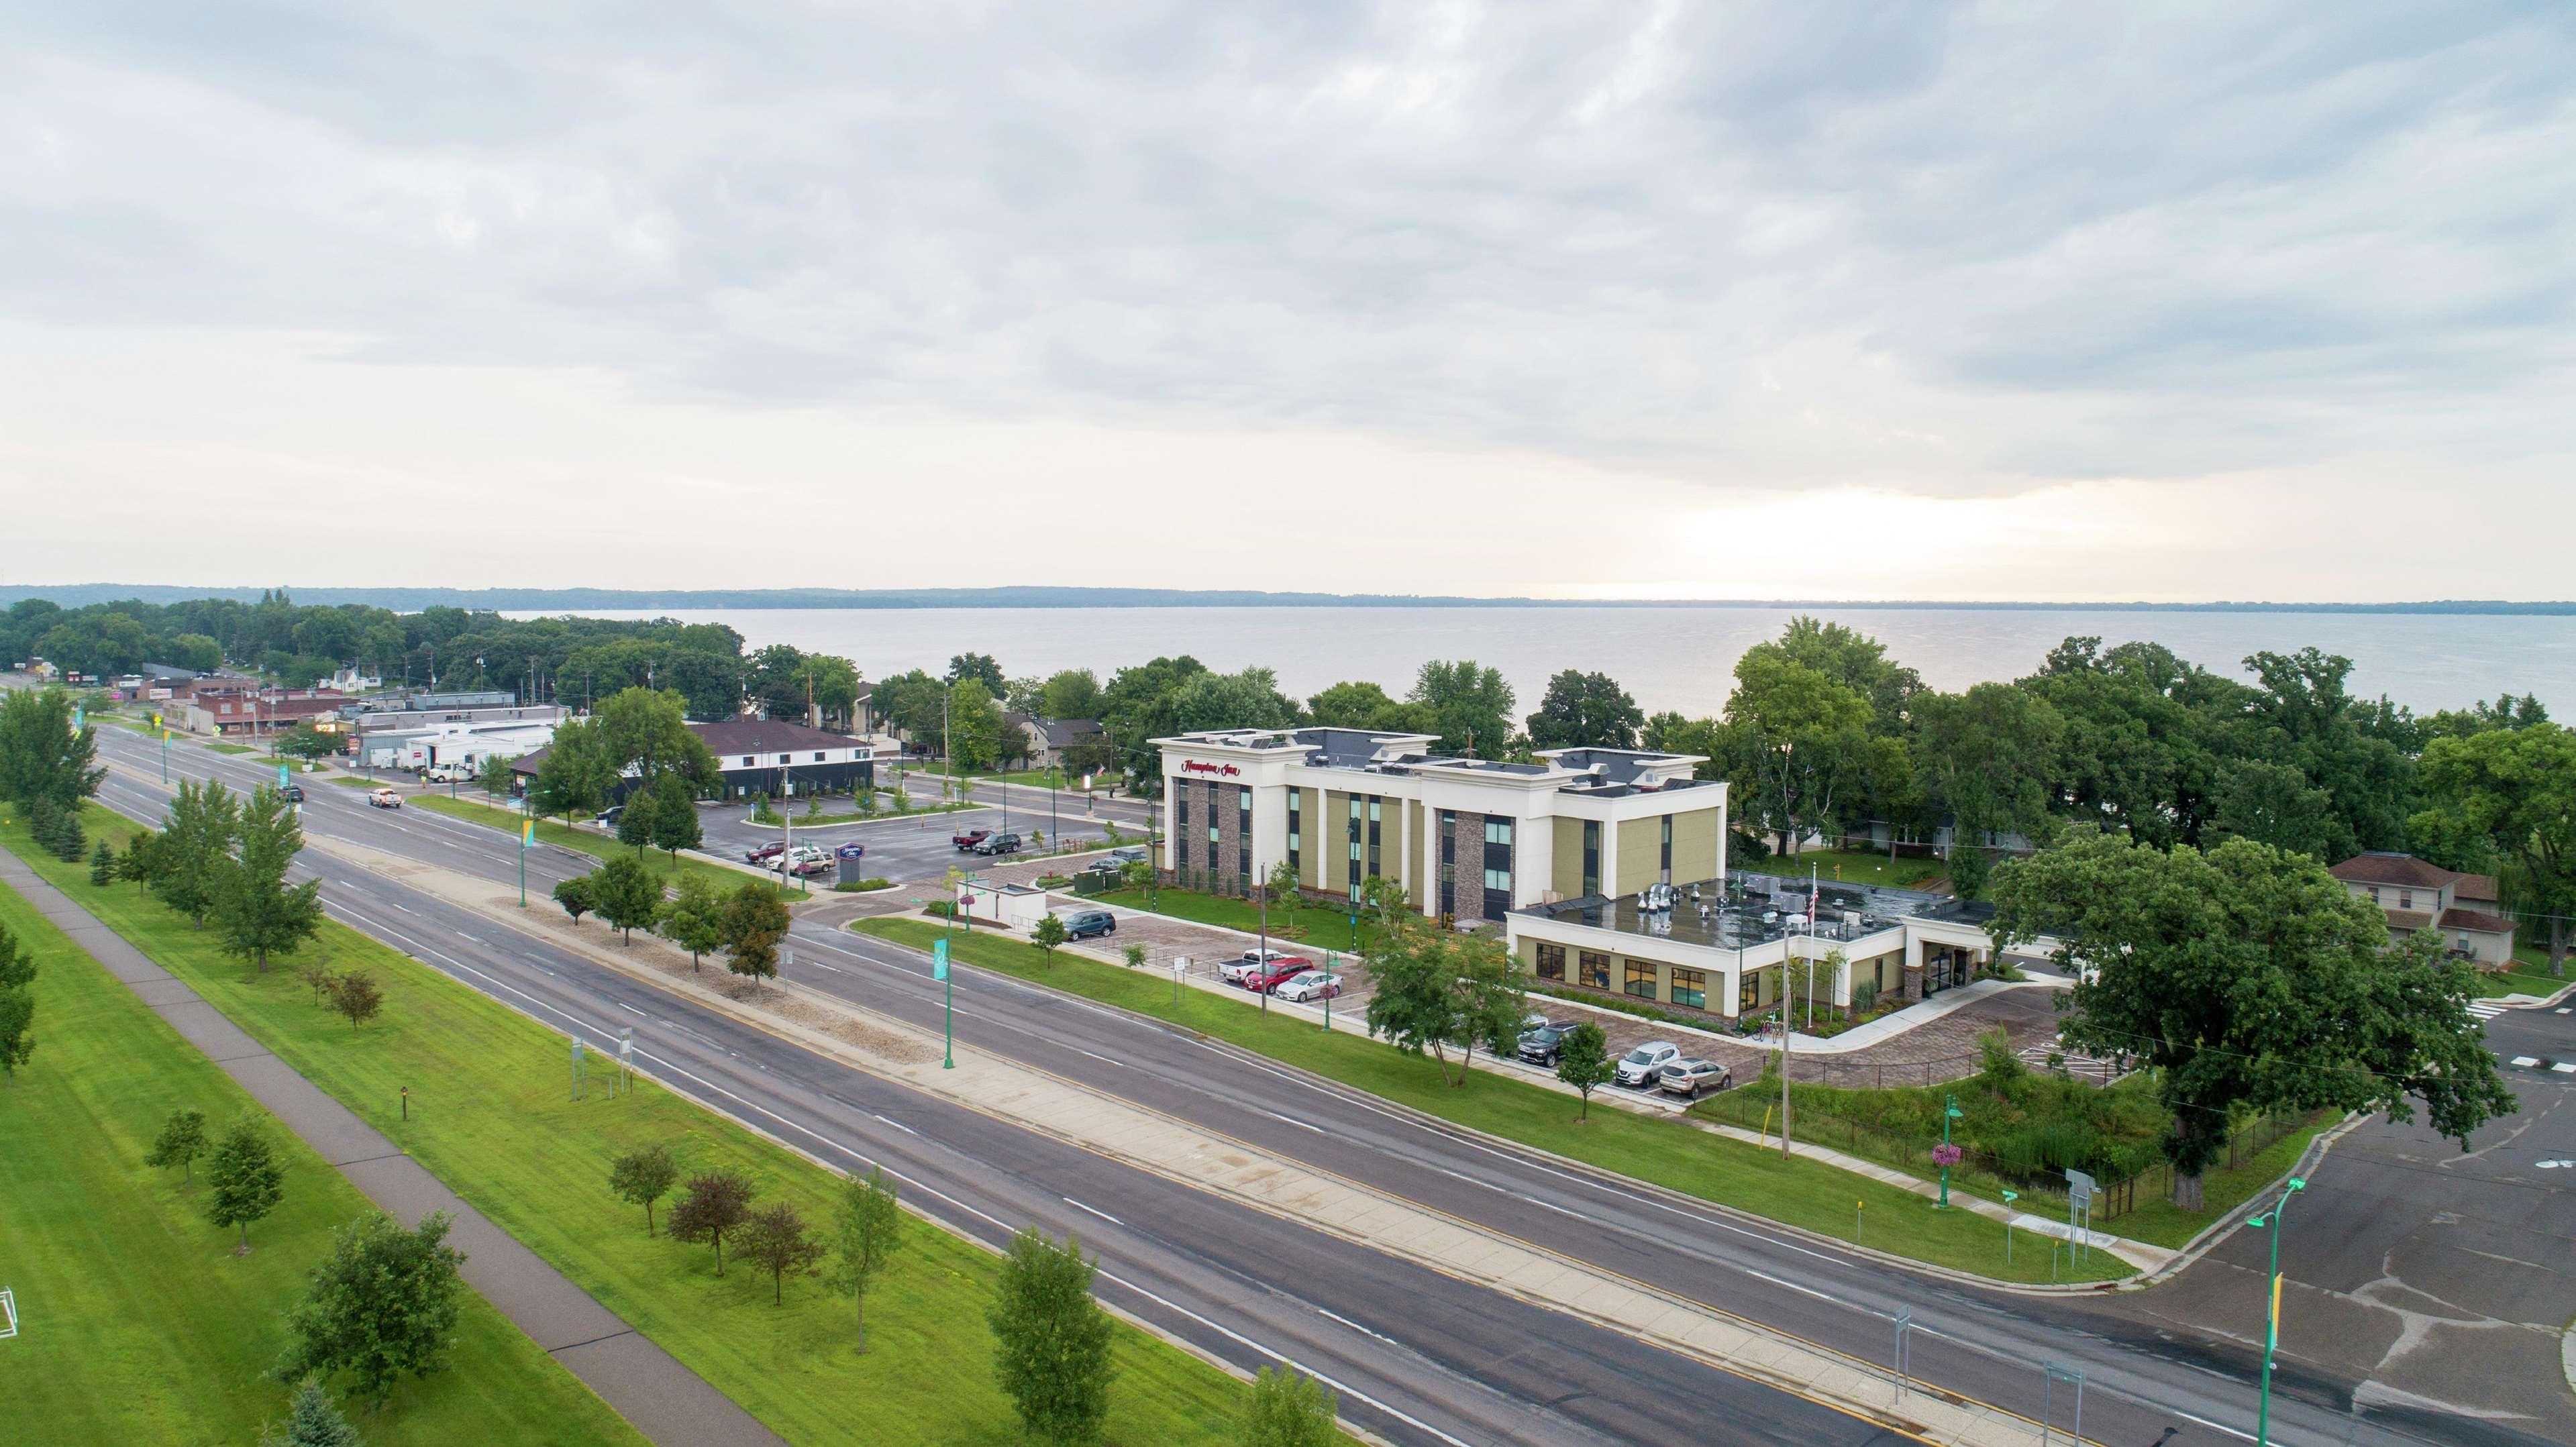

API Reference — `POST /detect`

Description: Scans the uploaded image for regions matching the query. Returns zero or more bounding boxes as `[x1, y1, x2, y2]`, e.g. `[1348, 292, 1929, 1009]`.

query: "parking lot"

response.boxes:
[696, 801, 1124, 884]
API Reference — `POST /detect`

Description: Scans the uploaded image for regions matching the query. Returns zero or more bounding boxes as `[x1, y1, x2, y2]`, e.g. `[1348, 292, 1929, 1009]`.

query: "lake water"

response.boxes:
[510, 606, 2576, 718]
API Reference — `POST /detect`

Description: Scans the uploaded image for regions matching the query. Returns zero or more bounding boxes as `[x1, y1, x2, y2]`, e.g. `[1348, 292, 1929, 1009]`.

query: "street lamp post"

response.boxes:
[1936, 1094, 1965, 1207]
[2248, 1177, 2308, 1446]
[1257, 883, 1270, 1020]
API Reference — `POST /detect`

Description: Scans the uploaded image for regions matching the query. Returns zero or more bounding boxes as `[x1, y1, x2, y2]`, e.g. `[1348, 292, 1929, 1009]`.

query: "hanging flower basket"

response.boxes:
[1931, 1144, 1964, 1168]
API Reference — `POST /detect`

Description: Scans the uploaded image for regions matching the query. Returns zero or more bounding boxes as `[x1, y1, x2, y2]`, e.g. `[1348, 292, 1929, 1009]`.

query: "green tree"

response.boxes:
[592, 686, 720, 788]
[737, 1201, 826, 1306]
[147, 1107, 210, 1181]
[158, 778, 240, 929]
[649, 771, 703, 859]
[213, 786, 323, 973]
[278, 1210, 466, 1408]
[615, 795, 655, 853]
[1238, 1366, 1339, 1447]
[1408, 659, 1514, 758]
[829, 1167, 906, 1350]
[723, 881, 790, 986]
[1991, 826, 2517, 1210]
[1264, 859, 1302, 934]
[947, 652, 1006, 695]
[1724, 648, 1890, 856]
[1451, 932, 1529, 1079]
[946, 678, 1005, 771]
[1555, 1021, 1614, 1121]
[116, 828, 163, 891]
[2414, 723, 2576, 974]
[589, 855, 665, 945]
[1304, 680, 1398, 729]
[0, 686, 105, 810]
[0, 982, 32, 1083]
[1525, 669, 1644, 751]
[1363, 916, 1467, 1083]
[257, 1378, 363, 1447]
[475, 753, 514, 802]
[327, 973, 382, 1031]
[1910, 682, 2063, 892]
[669, 1169, 757, 1276]
[529, 716, 620, 828]
[88, 837, 115, 886]
[609, 1143, 681, 1236]
[165, 633, 223, 674]
[551, 875, 596, 927]
[1030, 912, 1069, 968]
[205, 1119, 287, 1250]
[659, 873, 727, 973]
[988, 1227, 1115, 1446]
[1039, 668, 1105, 722]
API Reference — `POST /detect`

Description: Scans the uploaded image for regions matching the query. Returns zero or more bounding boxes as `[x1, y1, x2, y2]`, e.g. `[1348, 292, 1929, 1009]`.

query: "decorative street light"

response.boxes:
[2247, 1177, 2308, 1446]
[1934, 1093, 1965, 1208]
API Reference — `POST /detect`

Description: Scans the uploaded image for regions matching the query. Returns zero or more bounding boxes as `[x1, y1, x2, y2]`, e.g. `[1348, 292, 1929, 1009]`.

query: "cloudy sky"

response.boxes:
[4, 3, 2570, 601]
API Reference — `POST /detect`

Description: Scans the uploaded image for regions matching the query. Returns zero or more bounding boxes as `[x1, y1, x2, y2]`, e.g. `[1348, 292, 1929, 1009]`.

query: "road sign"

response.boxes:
[2064, 1168, 2096, 1210]
[276, 761, 291, 789]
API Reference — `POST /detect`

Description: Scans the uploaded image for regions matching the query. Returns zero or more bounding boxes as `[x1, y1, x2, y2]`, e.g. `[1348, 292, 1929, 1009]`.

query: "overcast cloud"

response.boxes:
[3, 3, 2571, 598]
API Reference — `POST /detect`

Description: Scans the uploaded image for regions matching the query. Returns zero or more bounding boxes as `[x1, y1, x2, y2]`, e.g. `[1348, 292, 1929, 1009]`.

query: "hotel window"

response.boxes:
[1366, 798, 1382, 879]
[1483, 866, 1511, 892]
[1238, 788, 1252, 884]
[1286, 792, 1301, 875]
[1582, 820, 1600, 897]
[1660, 815, 1673, 881]
[1740, 972, 1760, 1012]
[1536, 943, 1566, 981]
[1579, 949, 1610, 989]
[1624, 959, 1657, 1000]
[1669, 967, 1706, 1011]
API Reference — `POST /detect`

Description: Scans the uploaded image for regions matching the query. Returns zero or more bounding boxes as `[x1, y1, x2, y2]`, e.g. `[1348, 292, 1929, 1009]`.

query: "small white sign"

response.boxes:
[0, 1286, 18, 1340]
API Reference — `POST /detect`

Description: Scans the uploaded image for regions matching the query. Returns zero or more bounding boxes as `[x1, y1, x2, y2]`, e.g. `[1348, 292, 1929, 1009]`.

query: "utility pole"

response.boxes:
[1778, 971, 1793, 1157]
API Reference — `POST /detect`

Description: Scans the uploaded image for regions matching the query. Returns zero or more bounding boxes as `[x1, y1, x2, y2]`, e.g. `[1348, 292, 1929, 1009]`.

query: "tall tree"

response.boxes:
[1723, 650, 1882, 855]
[1305, 680, 1400, 729]
[529, 717, 621, 828]
[157, 777, 241, 929]
[147, 1108, 211, 1181]
[1408, 659, 1514, 759]
[988, 1227, 1115, 1447]
[945, 678, 1005, 771]
[205, 1120, 286, 1250]
[946, 653, 1006, 696]
[1555, 1022, 1614, 1122]
[615, 796, 656, 855]
[589, 855, 665, 945]
[649, 771, 703, 859]
[278, 1211, 467, 1408]
[550, 875, 595, 926]
[1239, 1366, 1340, 1447]
[670, 1169, 757, 1276]
[1910, 682, 2063, 892]
[1991, 827, 2517, 1210]
[2414, 723, 2576, 974]
[0, 686, 105, 810]
[593, 686, 720, 787]
[1524, 669, 1644, 751]
[1363, 917, 1466, 1083]
[1039, 668, 1105, 722]
[0, 980, 33, 1083]
[212, 786, 323, 973]
[737, 1201, 826, 1306]
[609, 1143, 681, 1236]
[723, 881, 790, 985]
[829, 1167, 906, 1351]
[659, 873, 727, 972]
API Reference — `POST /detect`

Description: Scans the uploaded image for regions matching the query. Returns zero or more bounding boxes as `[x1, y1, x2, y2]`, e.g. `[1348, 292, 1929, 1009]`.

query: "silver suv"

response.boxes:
[1657, 1058, 1731, 1099]
[1614, 1040, 1680, 1087]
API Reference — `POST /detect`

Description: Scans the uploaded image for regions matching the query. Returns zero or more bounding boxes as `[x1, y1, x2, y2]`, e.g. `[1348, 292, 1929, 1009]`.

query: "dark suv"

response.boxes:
[972, 832, 1023, 857]
[1515, 1019, 1581, 1067]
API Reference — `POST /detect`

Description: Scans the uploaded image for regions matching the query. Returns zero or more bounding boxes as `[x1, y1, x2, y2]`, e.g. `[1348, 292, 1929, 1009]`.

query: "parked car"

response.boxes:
[280, 784, 305, 804]
[744, 841, 786, 863]
[970, 832, 1023, 857]
[1055, 908, 1117, 940]
[1274, 970, 1343, 1003]
[834, 841, 868, 861]
[1514, 1020, 1582, 1067]
[425, 763, 469, 784]
[1221, 948, 1299, 986]
[1079, 856, 1127, 879]
[952, 828, 990, 851]
[1247, 960, 1315, 993]
[596, 804, 623, 826]
[1613, 1040, 1682, 1087]
[1657, 1059, 1731, 1099]
[1103, 845, 1147, 865]
[782, 854, 833, 879]
[366, 788, 401, 810]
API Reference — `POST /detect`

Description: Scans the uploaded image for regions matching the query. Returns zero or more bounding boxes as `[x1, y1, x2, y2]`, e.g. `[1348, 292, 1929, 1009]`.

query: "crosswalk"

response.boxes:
[2468, 1000, 2511, 1021]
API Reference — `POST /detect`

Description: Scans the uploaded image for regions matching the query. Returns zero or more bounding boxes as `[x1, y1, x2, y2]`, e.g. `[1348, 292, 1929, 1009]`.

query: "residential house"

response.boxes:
[1002, 713, 1108, 771]
[2327, 852, 2517, 965]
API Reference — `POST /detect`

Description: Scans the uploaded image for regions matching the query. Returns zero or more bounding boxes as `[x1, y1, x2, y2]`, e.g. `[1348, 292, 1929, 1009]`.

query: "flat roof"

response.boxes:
[1518, 868, 1992, 954]
[1155, 727, 1707, 797]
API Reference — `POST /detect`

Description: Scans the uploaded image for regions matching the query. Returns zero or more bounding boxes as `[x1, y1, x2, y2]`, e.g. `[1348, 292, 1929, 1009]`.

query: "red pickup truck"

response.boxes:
[952, 828, 990, 851]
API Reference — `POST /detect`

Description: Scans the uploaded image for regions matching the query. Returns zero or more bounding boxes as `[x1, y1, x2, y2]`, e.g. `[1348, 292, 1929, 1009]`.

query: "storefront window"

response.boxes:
[1624, 959, 1657, 1000]
[1536, 943, 1565, 981]
[1579, 951, 1610, 989]
[1669, 967, 1706, 1011]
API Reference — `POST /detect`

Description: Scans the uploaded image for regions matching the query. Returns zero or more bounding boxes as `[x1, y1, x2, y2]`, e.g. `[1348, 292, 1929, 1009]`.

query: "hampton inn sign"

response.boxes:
[1180, 761, 1242, 777]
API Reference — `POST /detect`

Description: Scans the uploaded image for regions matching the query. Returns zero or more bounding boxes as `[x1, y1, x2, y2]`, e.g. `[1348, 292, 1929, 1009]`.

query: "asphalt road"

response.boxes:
[80, 719, 2576, 1447]
[81, 734, 1882, 1446]
[691, 797, 1122, 883]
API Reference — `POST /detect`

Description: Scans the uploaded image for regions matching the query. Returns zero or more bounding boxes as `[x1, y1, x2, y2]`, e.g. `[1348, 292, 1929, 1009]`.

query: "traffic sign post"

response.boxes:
[2065, 1168, 2096, 1263]
[933, 938, 953, 1069]
[2002, 1189, 2020, 1265]
[569, 1037, 587, 1101]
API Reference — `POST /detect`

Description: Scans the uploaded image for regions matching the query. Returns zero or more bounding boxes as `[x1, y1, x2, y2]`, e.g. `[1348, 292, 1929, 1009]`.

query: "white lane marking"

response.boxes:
[808, 961, 844, 973]
[618, 1003, 650, 1018]
[1064, 1196, 1124, 1227]
[2513, 1057, 2542, 1068]
[2172, 1407, 2257, 1442]
[1745, 1268, 1846, 1307]
[1316, 1307, 1395, 1344]
[1262, 1110, 1325, 1134]
[457, 933, 482, 944]
[1070, 1046, 1121, 1067]
[873, 1114, 919, 1136]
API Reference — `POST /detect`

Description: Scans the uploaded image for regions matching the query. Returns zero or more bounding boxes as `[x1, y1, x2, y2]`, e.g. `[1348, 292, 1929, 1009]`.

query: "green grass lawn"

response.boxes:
[854, 918, 2125, 1285]
[409, 794, 792, 901]
[2481, 945, 2572, 1000]
[1743, 847, 1949, 892]
[325, 775, 375, 789]
[6, 805, 1285, 1446]
[1090, 887, 1383, 959]
[2108, 1115, 2335, 1248]
[0, 880, 640, 1447]
[206, 742, 258, 755]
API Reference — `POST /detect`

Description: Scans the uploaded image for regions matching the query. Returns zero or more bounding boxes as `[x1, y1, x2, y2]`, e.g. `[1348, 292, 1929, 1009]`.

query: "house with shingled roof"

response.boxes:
[2327, 851, 2517, 965]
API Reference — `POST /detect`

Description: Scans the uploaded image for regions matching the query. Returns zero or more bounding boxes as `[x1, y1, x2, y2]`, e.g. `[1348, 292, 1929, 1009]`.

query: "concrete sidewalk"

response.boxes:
[0, 853, 781, 1447]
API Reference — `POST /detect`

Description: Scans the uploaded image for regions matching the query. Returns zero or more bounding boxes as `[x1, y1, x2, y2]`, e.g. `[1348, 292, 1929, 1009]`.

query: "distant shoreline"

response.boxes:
[3, 584, 2572, 616]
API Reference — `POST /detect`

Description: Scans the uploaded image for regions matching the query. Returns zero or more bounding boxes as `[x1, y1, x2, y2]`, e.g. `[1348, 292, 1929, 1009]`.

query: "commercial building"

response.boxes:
[510, 717, 880, 800]
[1151, 728, 1725, 925]
[2328, 852, 2518, 965]
[180, 688, 349, 737]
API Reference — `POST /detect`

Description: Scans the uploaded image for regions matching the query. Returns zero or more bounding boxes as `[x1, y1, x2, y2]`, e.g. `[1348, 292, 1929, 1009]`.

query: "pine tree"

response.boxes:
[257, 1379, 363, 1447]
[89, 837, 115, 886]
[158, 778, 242, 929]
[212, 787, 322, 973]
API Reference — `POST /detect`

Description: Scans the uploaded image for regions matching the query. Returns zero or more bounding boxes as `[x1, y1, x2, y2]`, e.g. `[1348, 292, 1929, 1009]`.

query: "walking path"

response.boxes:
[0, 852, 782, 1447]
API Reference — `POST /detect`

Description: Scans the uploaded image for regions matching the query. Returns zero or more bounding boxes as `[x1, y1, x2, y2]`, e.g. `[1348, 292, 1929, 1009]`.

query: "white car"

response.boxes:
[1273, 971, 1343, 1003]
[1221, 948, 1299, 986]
[1613, 1040, 1681, 1087]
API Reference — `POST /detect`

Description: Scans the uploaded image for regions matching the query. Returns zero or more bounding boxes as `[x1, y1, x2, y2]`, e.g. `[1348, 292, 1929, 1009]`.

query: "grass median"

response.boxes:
[854, 916, 2125, 1285]
[0, 876, 641, 1447]
[8, 805, 1288, 1446]
[1090, 886, 1386, 957]
[408, 792, 791, 900]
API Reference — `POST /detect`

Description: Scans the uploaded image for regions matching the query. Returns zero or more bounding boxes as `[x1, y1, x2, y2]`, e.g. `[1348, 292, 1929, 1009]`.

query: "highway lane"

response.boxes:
[89, 727, 2545, 1447]
[82, 739, 1890, 1446]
